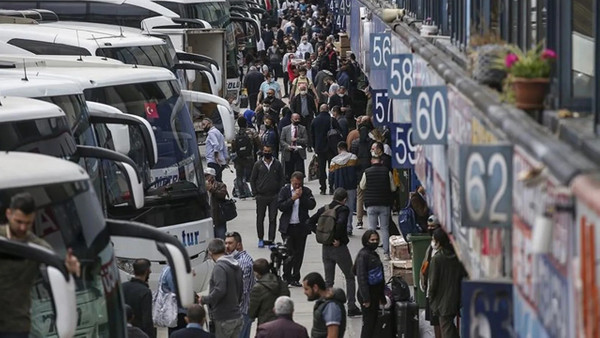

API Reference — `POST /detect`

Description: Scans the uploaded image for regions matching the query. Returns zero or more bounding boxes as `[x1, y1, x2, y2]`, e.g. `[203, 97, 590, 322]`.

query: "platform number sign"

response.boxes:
[387, 54, 413, 99]
[370, 33, 391, 70]
[392, 123, 416, 168]
[372, 89, 392, 126]
[410, 86, 448, 144]
[459, 145, 513, 228]
[329, 0, 339, 14]
[339, 0, 351, 15]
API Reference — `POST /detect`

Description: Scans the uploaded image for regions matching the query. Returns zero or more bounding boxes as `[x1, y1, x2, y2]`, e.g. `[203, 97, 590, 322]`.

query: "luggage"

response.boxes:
[374, 308, 394, 337]
[395, 301, 419, 338]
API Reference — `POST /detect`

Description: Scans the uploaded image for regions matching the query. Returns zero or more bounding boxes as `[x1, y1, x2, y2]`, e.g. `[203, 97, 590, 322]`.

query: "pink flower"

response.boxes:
[505, 53, 519, 68]
[541, 49, 557, 60]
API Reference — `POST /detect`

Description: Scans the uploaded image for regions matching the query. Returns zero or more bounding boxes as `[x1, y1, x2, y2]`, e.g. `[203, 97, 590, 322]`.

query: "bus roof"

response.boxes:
[0, 151, 89, 189]
[0, 22, 167, 51]
[0, 55, 177, 88]
[36, 0, 180, 17]
[0, 74, 83, 98]
[0, 95, 65, 122]
[153, 0, 227, 3]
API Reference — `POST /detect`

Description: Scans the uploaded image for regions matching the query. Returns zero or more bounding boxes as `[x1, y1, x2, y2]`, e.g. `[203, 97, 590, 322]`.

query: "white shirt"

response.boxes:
[263, 159, 273, 171]
[290, 185, 300, 224]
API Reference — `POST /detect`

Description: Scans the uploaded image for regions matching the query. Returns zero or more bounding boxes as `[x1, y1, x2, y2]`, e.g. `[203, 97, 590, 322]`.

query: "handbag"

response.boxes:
[308, 154, 319, 181]
[152, 270, 178, 328]
[218, 193, 238, 222]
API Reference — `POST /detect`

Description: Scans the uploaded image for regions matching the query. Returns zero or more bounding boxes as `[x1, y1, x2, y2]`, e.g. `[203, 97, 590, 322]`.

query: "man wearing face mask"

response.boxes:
[296, 35, 314, 59]
[419, 215, 442, 338]
[259, 115, 280, 157]
[327, 86, 353, 128]
[258, 74, 282, 104]
[280, 113, 308, 180]
[290, 84, 317, 140]
[290, 67, 319, 103]
[122, 259, 155, 338]
[244, 65, 266, 110]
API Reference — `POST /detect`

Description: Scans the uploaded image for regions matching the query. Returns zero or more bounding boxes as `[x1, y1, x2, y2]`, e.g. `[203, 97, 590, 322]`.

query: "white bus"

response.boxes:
[0, 150, 194, 337]
[0, 56, 218, 291]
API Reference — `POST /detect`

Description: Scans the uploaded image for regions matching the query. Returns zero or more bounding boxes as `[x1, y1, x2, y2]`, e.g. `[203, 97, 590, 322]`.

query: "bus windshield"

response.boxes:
[0, 180, 126, 337]
[96, 44, 177, 70]
[0, 116, 76, 157]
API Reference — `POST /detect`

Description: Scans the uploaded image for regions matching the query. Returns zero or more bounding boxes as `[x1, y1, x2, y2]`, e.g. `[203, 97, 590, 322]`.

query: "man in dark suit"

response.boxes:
[244, 66, 266, 110]
[280, 113, 308, 181]
[256, 296, 309, 338]
[169, 304, 214, 338]
[327, 86, 354, 130]
[290, 87, 317, 151]
[277, 172, 316, 286]
[121, 259, 155, 338]
[311, 104, 341, 195]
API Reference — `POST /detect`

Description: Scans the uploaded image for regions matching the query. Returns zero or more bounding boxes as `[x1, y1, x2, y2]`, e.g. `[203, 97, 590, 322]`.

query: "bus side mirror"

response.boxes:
[114, 161, 145, 209]
[157, 242, 195, 308]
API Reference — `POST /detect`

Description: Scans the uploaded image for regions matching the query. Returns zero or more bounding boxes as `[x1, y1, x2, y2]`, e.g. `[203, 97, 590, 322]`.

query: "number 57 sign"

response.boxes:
[459, 145, 513, 228]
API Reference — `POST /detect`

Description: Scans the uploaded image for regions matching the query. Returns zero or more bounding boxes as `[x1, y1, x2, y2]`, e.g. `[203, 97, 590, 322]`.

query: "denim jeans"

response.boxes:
[239, 314, 253, 338]
[367, 205, 391, 254]
[346, 189, 357, 232]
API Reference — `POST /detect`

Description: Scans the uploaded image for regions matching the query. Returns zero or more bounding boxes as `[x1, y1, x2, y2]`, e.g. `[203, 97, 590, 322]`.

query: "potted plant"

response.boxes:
[500, 42, 557, 109]
[420, 17, 438, 36]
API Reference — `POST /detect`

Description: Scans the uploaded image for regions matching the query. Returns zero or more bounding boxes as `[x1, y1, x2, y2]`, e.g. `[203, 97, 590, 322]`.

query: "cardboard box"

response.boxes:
[338, 33, 350, 48]
[389, 260, 414, 285]
[390, 235, 411, 261]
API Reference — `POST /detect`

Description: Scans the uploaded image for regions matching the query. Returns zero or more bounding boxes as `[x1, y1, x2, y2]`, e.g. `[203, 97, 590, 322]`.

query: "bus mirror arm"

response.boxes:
[173, 63, 217, 83]
[105, 219, 194, 308]
[230, 17, 261, 43]
[75, 145, 140, 182]
[0, 238, 77, 338]
[176, 52, 220, 71]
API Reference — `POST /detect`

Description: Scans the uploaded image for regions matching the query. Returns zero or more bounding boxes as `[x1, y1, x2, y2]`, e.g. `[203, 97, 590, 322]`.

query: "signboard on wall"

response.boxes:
[461, 280, 514, 338]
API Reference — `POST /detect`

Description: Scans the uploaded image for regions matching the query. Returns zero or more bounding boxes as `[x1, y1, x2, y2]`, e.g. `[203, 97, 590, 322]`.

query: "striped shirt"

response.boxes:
[234, 250, 255, 314]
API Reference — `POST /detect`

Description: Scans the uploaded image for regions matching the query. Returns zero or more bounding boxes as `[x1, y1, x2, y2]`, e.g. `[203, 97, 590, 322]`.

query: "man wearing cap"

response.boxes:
[204, 167, 229, 239]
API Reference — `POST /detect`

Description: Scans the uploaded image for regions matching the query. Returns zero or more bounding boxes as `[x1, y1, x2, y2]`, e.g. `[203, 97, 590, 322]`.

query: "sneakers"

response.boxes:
[356, 222, 363, 230]
[383, 253, 390, 261]
[288, 281, 302, 287]
[258, 239, 264, 248]
[348, 306, 362, 317]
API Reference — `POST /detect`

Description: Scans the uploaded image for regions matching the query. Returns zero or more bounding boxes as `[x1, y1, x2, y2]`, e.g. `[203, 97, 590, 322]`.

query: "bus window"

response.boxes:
[154, 1, 182, 15]
[88, 3, 158, 27]
[42, 2, 86, 16]
[7, 38, 92, 56]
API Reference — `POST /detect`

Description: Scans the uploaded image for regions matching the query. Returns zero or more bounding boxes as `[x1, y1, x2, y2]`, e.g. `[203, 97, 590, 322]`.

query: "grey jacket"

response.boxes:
[280, 124, 308, 161]
[201, 255, 243, 321]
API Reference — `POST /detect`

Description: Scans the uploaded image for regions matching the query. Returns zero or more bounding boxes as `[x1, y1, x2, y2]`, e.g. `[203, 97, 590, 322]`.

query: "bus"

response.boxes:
[0, 56, 215, 291]
[0, 150, 194, 337]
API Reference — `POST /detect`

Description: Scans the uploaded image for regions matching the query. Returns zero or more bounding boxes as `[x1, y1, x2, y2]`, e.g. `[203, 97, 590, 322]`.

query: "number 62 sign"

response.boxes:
[459, 145, 513, 228]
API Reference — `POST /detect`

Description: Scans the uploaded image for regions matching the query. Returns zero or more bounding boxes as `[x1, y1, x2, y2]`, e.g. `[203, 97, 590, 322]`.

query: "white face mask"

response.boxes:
[302, 40, 308, 44]
[370, 151, 378, 157]
[338, 93, 345, 97]
[431, 239, 439, 250]
[300, 90, 307, 95]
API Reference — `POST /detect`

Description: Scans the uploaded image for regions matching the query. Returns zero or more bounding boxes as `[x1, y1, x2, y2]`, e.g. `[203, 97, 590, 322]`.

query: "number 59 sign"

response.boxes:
[459, 145, 513, 228]
[392, 123, 416, 168]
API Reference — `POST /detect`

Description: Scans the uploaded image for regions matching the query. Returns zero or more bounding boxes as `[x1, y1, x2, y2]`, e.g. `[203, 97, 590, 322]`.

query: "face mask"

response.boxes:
[265, 124, 273, 128]
[371, 151, 378, 157]
[431, 239, 439, 250]
[338, 93, 345, 97]
[302, 41, 307, 44]
[203, 125, 210, 132]
[300, 90, 307, 95]
[263, 152, 273, 159]
[366, 242, 378, 251]
[267, 94, 275, 98]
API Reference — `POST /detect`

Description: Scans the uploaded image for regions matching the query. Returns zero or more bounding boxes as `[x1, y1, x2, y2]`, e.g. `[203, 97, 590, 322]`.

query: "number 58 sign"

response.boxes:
[459, 145, 513, 228]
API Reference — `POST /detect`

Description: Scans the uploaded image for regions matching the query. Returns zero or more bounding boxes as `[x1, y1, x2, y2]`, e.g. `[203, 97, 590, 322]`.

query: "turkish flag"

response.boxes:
[265, 0, 271, 11]
[145, 102, 159, 119]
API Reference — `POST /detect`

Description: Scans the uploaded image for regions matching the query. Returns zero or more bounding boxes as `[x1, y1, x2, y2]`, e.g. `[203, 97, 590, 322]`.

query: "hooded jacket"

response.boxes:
[329, 151, 358, 190]
[201, 255, 243, 321]
[428, 248, 467, 317]
[249, 273, 291, 325]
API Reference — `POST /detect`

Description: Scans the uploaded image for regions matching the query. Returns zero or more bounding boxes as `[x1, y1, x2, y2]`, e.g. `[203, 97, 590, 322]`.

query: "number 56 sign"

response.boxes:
[459, 145, 513, 228]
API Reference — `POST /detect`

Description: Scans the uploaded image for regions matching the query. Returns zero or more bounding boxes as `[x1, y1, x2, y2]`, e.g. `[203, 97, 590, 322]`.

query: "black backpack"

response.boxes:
[389, 275, 411, 302]
[235, 130, 252, 158]
[327, 117, 343, 154]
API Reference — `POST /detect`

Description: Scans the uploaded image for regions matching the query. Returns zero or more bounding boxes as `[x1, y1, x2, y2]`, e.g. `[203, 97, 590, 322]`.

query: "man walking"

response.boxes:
[308, 188, 362, 317]
[256, 296, 309, 338]
[122, 259, 155, 338]
[329, 142, 357, 235]
[249, 258, 290, 326]
[224, 232, 255, 338]
[302, 272, 347, 338]
[250, 145, 285, 247]
[169, 305, 214, 338]
[200, 239, 243, 338]
[0, 192, 81, 337]
[202, 118, 229, 182]
[290, 85, 317, 150]
[232, 117, 260, 198]
[277, 172, 316, 286]
[280, 113, 308, 180]
[311, 104, 341, 195]
[244, 65, 266, 110]
[359, 153, 397, 260]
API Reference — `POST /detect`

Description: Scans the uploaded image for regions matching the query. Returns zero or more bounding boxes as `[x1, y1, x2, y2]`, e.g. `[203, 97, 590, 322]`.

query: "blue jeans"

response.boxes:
[367, 205, 391, 254]
[214, 222, 227, 240]
[346, 189, 357, 232]
[239, 314, 253, 338]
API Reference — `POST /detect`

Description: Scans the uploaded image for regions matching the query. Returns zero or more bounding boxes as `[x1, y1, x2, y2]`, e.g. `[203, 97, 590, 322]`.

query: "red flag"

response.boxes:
[265, 0, 271, 11]
[144, 102, 158, 119]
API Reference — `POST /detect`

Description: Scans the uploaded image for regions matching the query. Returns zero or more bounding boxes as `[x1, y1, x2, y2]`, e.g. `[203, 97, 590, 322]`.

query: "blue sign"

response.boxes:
[387, 54, 413, 99]
[369, 33, 391, 70]
[339, 0, 351, 15]
[392, 123, 416, 168]
[410, 86, 448, 144]
[461, 280, 514, 338]
[335, 13, 346, 31]
[372, 89, 392, 126]
[458, 145, 513, 228]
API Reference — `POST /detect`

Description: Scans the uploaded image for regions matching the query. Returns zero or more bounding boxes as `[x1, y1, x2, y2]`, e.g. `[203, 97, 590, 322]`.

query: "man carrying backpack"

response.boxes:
[232, 117, 261, 198]
[308, 188, 361, 317]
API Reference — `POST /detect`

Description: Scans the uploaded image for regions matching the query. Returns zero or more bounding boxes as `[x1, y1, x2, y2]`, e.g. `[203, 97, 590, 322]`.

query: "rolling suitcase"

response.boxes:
[395, 301, 419, 338]
[374, 308, 395, 338]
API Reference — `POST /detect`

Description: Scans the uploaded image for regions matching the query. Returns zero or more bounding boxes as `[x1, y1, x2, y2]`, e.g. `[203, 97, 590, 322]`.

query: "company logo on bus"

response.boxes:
[100, 257, 119, 295]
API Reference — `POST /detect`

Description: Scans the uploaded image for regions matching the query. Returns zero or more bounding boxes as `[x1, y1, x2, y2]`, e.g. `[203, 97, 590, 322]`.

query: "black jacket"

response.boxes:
[244, 70, 265, 95]
[128, 325, 150, 338]
[354, 247, 385, 305]
[250, 159, 285, 196]
[290, 93, 317, 118]
[277, 184, 316, 235]
[308, 201, 350, 246]
[122, 278, 155, 338]
[310, 112, 341, 153]
[170, 326, 214, 338]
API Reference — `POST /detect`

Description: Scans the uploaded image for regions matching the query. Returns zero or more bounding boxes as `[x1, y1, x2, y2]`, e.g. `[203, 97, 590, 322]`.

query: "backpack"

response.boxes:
[327, 117, 343, 154]
[388, 275, 411, 302]
[315, 204, 342, 245]
[398, 199, 422, 242]
[234, 130, 252, 158]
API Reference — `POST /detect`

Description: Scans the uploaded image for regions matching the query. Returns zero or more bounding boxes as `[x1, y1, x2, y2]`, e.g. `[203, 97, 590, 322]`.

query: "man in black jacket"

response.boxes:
[277, 171, 316, 286]
[170, 305, 213, 338]
[308, 188, 361, 316]
[290, 86, 317, 150]
[251, 145, 285, 247]
[122, 259, 155, 338]
[311, 104, 341, 195]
